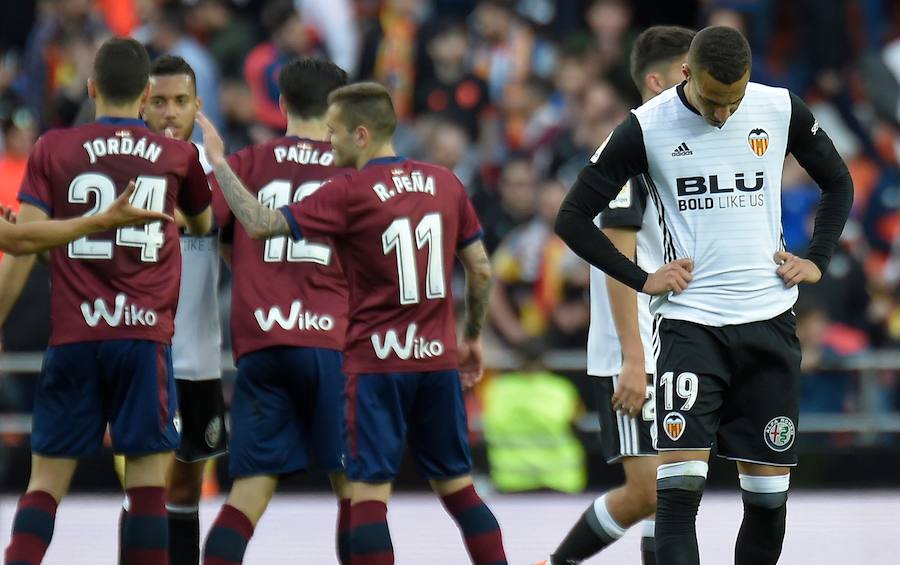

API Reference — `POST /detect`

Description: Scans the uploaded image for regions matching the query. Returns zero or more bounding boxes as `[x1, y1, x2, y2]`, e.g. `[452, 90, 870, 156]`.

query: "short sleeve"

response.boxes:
[457, 186, 483, 248]
[177, 144, 212, 216]
[280, 175, 350, 241]
[600, 176, 648, 230]
[17, 136, 52, 214]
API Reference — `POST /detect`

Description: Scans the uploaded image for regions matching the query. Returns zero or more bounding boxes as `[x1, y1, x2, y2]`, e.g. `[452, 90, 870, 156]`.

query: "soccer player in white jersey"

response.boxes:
[132, 54, 227, 565]
[556, 26, 853, 565]
[542, 26, 695, 565]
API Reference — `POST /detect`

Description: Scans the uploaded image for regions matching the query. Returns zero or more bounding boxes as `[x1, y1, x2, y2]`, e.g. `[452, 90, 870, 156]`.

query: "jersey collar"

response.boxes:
[364, 156, 406, 168]
[96, 116, 148, 128]
[676, 82, 701, 116]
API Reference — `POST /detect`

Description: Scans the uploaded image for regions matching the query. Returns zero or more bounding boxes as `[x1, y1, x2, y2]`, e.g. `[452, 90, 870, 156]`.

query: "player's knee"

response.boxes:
[656, 460, 708, 492]
[623, 476, 657, 516]
[739, 473, 789, 509]
[167, 478, 202, 506]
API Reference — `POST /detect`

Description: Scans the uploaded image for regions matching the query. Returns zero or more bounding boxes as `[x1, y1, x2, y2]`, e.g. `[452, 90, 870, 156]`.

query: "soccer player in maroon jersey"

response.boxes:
[199, 57, 353, 565]
[197, 81, 507, 565]
[2, 38, 212, 565]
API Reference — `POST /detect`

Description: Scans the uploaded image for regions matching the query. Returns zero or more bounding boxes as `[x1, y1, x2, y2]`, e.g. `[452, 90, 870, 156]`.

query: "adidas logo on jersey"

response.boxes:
[671, 142, 693, 157]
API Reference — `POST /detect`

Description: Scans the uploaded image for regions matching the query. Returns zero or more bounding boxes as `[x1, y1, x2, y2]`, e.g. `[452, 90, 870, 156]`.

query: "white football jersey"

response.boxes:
[587, 177, 663, 376]
[633, 82, 797, 326]
[172, 142, 222, 380]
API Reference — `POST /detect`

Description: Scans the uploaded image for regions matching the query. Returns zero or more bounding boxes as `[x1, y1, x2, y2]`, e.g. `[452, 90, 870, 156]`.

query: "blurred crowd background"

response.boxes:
[2, 0, 900, 491]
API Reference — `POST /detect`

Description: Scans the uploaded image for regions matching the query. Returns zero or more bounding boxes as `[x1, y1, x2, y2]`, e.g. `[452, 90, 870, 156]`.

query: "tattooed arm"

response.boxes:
[211, 161, 290, 240]
[458, 240, 493, 339]
[456, 240, 492, 387]
[196, 111, 289, 240]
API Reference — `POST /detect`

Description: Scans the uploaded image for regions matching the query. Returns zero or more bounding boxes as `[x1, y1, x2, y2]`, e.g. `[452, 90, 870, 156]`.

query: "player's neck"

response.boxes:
[94, 100, 142, 121]
[357, 143, 396, 169]
[285, 116, 328, 142]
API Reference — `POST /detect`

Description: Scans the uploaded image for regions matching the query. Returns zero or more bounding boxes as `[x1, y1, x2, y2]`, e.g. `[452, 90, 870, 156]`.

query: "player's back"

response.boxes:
[19, 118, 211, 346]
[289, 157, 482, 374]
[212, 136, 351, 360]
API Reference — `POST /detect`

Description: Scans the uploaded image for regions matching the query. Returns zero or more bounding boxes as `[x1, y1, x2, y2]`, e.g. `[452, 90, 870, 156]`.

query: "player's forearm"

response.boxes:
[463, 257, 493, 340]
[0, 252, 38, 327]
[211, 160, 290, 240]
[556, 180, 649, 292]
[806, 170, 853, 273]
[2, 215, 110, 256]
[603, 227, 644, 361]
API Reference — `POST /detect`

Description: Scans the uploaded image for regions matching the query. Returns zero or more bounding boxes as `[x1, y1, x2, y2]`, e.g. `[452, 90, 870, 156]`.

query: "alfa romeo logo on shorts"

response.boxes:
[663, 412, 686, 441]
[205, 417, 223, 448]
[764, 416, 795, 452]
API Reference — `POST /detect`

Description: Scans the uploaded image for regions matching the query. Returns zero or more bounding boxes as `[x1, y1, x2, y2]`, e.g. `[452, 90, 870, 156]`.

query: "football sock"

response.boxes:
[337, 498, 351, 565]
[123, 486, 169, 565]
[735, 474, 789, 565]
[4, 490, 58, 565]
[118, 497, 129, 565]
[641, 519, 656, 565]
[655, 461, 707, 565]
[550, 493, 624, 564]
[440, 485, 507, 565]
[203, 504, 254, 565]
[349, 500, 393, 565]
[167, 504, 200, 565]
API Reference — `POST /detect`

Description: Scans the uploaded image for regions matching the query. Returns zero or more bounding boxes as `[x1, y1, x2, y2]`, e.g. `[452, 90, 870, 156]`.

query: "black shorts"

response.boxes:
[654, 309, 802, 466]
[175, 379, 228, 463]
[595, 375, 657, 464]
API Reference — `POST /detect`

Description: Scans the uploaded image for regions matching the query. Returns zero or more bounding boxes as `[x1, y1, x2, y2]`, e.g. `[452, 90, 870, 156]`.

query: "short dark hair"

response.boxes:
[630, 25, 695, 90]
[261, 0, 298, 36]
[150, 55, 197, 95]
[93, 38, 151, 105]
[278, 58, 348, 119]
[688, 26, 751, 84]
[327, 82, 396, 140]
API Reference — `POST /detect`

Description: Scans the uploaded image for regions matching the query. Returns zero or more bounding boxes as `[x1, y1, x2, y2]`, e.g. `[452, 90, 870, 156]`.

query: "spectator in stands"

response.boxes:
[476, 154, 538, 254]
[472, 0, 540, 102]
[187, 0, 258, 81]
[294, 0, 359, 77]
[0, 108, 36, 214]
[489, 178, 578, 348]
[17, 0, 109, 129]
[413, 20, 491, 141]
[585, 0, 639, 103]
[244, 0, 319, 131]
[356, 0, 425, 120]
[422, 118, 480, 190]
[147, 3, 222, 130]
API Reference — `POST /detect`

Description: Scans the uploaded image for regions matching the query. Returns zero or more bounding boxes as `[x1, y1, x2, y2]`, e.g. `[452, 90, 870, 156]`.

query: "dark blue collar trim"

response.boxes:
[364, 156, 406, 168]
[96, 117, 147, 127]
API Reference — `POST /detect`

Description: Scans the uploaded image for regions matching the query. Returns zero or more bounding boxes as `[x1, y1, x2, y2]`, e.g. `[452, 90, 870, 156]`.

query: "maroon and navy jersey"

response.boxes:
[210, 137, 351, 360]
[18, 117, 211, 346]
[280, 157, 483, 374]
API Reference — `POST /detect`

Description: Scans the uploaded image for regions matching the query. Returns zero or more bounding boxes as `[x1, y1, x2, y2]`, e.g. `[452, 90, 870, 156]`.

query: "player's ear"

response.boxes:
[195, 94, 202, 113]
[139, 82, 150, 105]
[356, 125, 368, 148]
[87, 77, 97, 100]
[645, 73, 662, 96]
[278, 95, 287, 119]
[682, 62, 691, 82]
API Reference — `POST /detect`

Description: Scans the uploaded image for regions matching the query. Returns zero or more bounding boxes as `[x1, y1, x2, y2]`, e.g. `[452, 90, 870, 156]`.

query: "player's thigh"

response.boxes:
[105, 340, 179, 456]
[655, 318, 730, 453]
[230, 348, 306, 478]
[718, 311, 801, 466]
[344, 372, 412, 482]
[408, 370, 473, 481]
[174, 377, 228, 464]
[594, 376, 656, 464]
[31, 342, 106, 457]
[298, 348, 346, 474]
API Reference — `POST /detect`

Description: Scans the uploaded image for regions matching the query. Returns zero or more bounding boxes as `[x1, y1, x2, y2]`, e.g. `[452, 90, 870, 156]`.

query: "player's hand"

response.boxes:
[195, 111, 226, 166]
[458, 338, 484, 388]
[774, 251, 821, 287]
[100, 181, 173, 229]
[611, 357, 647, 418]
[642, 258, 693, 295]
[0, 205, 17, 224]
